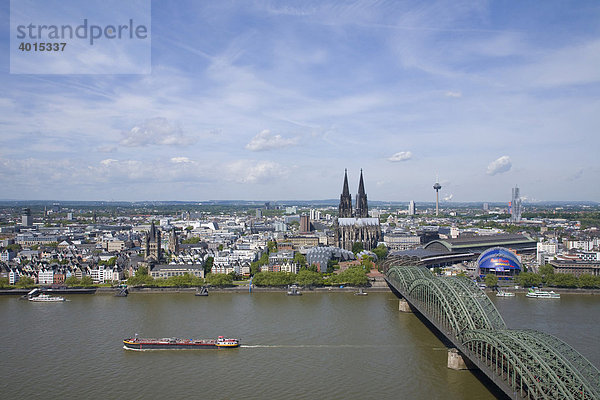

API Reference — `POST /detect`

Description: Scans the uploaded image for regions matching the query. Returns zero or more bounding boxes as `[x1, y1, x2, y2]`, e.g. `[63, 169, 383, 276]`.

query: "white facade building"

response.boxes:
[38, 269, 54, 285]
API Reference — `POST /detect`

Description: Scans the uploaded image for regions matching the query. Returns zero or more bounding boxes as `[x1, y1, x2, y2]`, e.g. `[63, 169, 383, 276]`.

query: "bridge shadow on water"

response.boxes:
[388, 282, 509, 400]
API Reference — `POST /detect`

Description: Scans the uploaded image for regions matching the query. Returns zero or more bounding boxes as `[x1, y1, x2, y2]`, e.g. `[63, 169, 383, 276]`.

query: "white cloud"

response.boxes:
[171, 157, 193, 164]
[443, 194, 453, 201]
[120, 118, 196, 147]
[486, 156, 512, 176]
[445, 91, 462, 98]
[226, 160, 288, 183]
[245, 130, 299, 151]
[100, 159, 118, 166]
[388, 151, 413, 162]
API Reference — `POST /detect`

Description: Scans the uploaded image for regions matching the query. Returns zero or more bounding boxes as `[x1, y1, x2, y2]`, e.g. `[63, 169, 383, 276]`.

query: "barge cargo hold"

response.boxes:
[123, 335, 239, 350]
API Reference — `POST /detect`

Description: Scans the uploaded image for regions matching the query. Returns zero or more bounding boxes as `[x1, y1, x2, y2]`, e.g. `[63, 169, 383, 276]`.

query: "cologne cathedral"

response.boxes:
[334, 169, 382, 251]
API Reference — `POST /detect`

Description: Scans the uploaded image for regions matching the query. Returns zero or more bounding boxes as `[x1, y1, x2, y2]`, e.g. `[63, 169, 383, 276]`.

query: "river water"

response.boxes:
[1, 291, 598, 400]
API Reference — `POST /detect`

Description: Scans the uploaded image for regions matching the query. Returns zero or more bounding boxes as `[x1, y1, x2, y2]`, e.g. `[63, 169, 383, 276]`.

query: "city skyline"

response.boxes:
[1, 1, 600, 202]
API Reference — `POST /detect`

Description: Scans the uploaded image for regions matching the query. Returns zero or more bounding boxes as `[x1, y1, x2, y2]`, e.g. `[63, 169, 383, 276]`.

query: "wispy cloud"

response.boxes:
[225, 160, 288, 183]
[388, 151, 413, 162]
[171, 157, 193, 164]
[120, 118, 196, 147]
[245, 130, 299, 151]
[486, 156, 512, 176]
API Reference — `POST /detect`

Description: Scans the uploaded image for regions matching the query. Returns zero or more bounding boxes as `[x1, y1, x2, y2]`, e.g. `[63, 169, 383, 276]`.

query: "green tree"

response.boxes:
[137, 265, 148, 276]
[267, 240, 278, 253]
[127, 266, 154, 286]
[360, 256, 375, 272]
[252, 272, 293, 287]
[182, 237, 200, 244]
[578, 274, 598, 289]
[16, 276, 36, 288]
[328, 267, 369, 286]
[295, 270, 323, 287]
[352, 242, 364, 254]
[205, 273, 233, 287]
[0, 277, 10, 288]
[251, 252, 269, 275]
[516, 272, 542, 288]
[80, 275, 94, 287]
[538, 264, 554, 284]
[549, 273, 578, 288]
[204, 256, 214, 275]
[484, 274, 499, 288]
[372, 244, 388, 260]
[326, 259, 338, 274]
[217, 244, 224, 251]
[293, 252, 307, 269]
[64, 276, 80, 286]
[165, 273, 204, 287]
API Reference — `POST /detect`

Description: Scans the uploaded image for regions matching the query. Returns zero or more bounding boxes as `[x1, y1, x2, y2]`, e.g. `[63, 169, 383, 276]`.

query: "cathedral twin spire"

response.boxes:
[338, 169, 368, 218]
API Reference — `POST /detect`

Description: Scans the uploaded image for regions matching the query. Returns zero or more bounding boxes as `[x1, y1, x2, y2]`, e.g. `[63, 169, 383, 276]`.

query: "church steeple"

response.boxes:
[355, 169, 368, 218]
[338, 169, 353, 218]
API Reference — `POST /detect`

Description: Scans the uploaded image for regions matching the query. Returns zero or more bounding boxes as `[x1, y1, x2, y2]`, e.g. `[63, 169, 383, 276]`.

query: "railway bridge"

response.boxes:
[383, 261, 600, 400]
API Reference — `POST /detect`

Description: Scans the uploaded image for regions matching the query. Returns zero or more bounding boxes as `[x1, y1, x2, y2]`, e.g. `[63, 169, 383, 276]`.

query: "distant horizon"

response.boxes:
[0, 198, 597, 207]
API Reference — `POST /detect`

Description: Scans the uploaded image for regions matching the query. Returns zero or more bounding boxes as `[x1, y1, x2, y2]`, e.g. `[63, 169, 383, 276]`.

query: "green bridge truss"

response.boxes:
[386, 265, 600, 400]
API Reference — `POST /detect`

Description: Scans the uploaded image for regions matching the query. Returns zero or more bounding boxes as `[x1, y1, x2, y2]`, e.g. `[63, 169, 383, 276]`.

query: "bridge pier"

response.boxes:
[447, 348, 474, 370]
[398, 299, 413, 313]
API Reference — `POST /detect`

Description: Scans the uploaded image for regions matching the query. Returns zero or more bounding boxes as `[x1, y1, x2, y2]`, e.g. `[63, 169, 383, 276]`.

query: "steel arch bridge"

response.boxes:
[385, 265, 600, 400]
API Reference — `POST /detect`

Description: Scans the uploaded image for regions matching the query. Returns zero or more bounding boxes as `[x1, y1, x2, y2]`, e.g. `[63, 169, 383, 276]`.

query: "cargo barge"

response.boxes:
[123, 335, 239, 350]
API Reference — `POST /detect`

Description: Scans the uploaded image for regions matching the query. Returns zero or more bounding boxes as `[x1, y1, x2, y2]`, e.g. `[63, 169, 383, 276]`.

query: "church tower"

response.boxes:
[355, 169, 368, 218]
[168, 228, 179, 255]
[145, 221, 162, 261]
[338, 169, 353, 218]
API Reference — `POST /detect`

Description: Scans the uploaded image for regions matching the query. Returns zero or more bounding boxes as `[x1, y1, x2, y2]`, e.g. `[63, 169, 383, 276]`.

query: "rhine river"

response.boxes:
[1, 291, 599, 400]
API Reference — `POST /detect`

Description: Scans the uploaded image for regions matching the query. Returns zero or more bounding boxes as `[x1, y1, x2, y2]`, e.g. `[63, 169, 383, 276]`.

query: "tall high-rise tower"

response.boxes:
[408, 200, 416, 216]
[338, 169, 353, 218]
[21, 208, 33, 227]
[433, 180, 442, 216]
[510, 186, 522, 223]
[355, 169, 369, 218]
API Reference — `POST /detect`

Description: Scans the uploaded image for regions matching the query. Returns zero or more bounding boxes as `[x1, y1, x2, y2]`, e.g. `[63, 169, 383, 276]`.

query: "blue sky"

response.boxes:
[1, 0, 599, 202]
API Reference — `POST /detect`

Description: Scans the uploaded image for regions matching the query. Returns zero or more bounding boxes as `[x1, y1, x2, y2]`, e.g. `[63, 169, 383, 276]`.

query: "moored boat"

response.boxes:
[287, 284, 302, 296]
[123, 335, 239, 350]
[195, 286, 209, 296]
[28, 293, 66, 302]
[496, 290, 515, 297]
[526, 289, 560, 299]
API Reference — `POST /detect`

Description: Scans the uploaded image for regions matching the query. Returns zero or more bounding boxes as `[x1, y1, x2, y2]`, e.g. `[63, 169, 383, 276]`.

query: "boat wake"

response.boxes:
[240, 344, 402, 349]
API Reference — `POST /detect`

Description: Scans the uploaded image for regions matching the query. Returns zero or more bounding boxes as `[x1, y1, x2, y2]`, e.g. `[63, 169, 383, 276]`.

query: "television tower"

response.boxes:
[433, 178, 442, 216]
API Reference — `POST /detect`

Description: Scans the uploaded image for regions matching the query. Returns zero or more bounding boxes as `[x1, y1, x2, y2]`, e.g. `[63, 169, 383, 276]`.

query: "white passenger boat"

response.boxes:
[28, 293, 66, 302]
[526, 289, 560, 299]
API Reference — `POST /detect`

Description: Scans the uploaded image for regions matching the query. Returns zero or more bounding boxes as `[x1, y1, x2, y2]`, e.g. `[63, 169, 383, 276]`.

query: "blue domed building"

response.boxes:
[477, 247, 522, 280]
